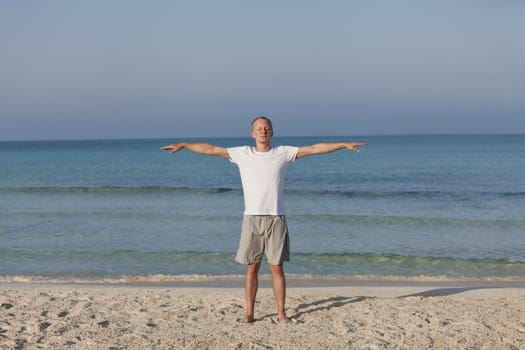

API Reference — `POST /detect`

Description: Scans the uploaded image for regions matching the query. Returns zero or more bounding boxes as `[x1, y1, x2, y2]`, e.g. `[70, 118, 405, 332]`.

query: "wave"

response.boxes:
[0, 186, 241, 195]
[1, 210, 522, 228]
[2, 273, 525, 285]
[292, 252, 525, 277]
[292, 214, 525, 228]
[2, 186, 525, 198]
[0, 249, 233, 260]
[2, 250, 525, 279]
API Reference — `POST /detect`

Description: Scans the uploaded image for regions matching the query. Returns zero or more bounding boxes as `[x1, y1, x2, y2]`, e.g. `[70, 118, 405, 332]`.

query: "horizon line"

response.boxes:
[1, 132, 524, 143]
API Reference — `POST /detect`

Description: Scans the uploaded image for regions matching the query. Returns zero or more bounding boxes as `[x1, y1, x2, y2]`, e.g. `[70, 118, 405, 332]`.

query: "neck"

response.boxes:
[255, 141, 271, 152]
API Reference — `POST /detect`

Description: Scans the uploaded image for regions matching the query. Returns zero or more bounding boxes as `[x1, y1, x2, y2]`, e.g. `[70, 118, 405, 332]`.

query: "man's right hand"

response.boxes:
[160, 144, 184, 155]
[161, 143, 231, 158]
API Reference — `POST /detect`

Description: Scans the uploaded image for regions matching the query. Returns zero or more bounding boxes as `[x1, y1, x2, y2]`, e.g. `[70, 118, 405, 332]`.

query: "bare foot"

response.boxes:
[277, 316, 295, 324]
[239, 315, 255, 324]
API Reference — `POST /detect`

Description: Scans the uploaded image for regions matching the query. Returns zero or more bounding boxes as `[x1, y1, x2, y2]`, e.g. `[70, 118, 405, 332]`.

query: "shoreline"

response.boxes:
[2, 281, 525, 299]
[2, 273, 525, 288]
[3, 278, 525, 298]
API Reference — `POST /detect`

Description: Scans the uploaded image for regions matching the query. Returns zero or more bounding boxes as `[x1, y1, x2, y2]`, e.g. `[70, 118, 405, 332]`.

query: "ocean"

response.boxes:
[1, 135, 525, 282]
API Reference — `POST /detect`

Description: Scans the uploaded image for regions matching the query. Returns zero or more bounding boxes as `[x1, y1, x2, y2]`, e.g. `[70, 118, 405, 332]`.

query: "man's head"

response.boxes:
[251, 116, 273, 142]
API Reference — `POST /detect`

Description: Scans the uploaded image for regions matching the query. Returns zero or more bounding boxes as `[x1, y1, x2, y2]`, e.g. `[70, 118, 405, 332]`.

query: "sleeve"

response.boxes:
[227, 146, 244, 164]
[285, 146, 299, 162]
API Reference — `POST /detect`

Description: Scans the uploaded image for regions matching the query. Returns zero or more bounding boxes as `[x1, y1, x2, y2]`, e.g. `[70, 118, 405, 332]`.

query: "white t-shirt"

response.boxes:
[228, 145, 299, 215]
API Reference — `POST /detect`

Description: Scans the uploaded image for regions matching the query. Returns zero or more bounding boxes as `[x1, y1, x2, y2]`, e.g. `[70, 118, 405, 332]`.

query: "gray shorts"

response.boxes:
[235, 215, 290, 266]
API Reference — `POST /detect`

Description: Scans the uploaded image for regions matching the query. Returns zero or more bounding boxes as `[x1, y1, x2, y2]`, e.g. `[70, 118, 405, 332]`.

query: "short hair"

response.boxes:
[251, 116, 273, 130]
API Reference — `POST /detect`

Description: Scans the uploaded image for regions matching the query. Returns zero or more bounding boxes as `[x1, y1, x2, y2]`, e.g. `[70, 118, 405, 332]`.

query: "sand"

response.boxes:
[1, 282, 524, 349]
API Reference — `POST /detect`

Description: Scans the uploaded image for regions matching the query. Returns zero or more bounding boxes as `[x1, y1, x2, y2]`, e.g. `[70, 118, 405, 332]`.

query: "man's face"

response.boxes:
[251, 119, 273, 143]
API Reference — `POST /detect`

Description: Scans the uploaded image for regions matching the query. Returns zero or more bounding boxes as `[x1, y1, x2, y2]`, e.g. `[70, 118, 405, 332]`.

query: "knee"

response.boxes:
[269, 264, 284, 275]
[247, 263, 261, 274]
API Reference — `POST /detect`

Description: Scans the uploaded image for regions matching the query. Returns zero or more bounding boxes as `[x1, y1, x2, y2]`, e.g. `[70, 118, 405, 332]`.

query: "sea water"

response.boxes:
[1, 135, 525, 281]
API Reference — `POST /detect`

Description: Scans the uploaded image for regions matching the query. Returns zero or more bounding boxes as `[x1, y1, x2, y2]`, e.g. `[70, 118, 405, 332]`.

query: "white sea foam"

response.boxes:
[2, 274, 525, 286]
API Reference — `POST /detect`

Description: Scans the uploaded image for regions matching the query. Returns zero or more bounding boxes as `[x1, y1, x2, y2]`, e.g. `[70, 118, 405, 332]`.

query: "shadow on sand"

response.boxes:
[289, 295, 373, 321]
[397, 286, 500, 298]
[259, 286, 504, 323]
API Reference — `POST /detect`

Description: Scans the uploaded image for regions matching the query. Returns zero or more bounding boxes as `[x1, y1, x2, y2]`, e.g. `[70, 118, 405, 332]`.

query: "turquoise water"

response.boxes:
[1, 135, 525, 281]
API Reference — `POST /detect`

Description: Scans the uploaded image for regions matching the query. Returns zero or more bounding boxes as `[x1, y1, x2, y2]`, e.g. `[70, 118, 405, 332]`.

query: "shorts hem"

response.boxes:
[235, 257, 289, 265]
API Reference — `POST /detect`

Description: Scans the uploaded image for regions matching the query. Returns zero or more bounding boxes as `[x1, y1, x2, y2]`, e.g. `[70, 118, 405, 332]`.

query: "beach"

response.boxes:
[1, 280, 524, 349]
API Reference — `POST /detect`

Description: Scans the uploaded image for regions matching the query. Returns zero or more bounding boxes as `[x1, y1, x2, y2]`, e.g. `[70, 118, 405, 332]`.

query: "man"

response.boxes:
[161, 116, 366, 323]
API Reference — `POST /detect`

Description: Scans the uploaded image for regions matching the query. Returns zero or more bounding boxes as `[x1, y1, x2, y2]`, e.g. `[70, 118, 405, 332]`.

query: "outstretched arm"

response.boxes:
[296, 142, 366, 159]
[160, 143, 230, 159]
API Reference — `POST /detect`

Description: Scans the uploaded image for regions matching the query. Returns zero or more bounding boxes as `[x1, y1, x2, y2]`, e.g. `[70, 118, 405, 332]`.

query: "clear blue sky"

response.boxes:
[1, 1, 524, 140]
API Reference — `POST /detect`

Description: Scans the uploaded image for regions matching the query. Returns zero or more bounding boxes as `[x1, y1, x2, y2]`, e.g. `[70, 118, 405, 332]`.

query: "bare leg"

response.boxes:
[243, 262, 261, 323]
[269, 263, 290, 323]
